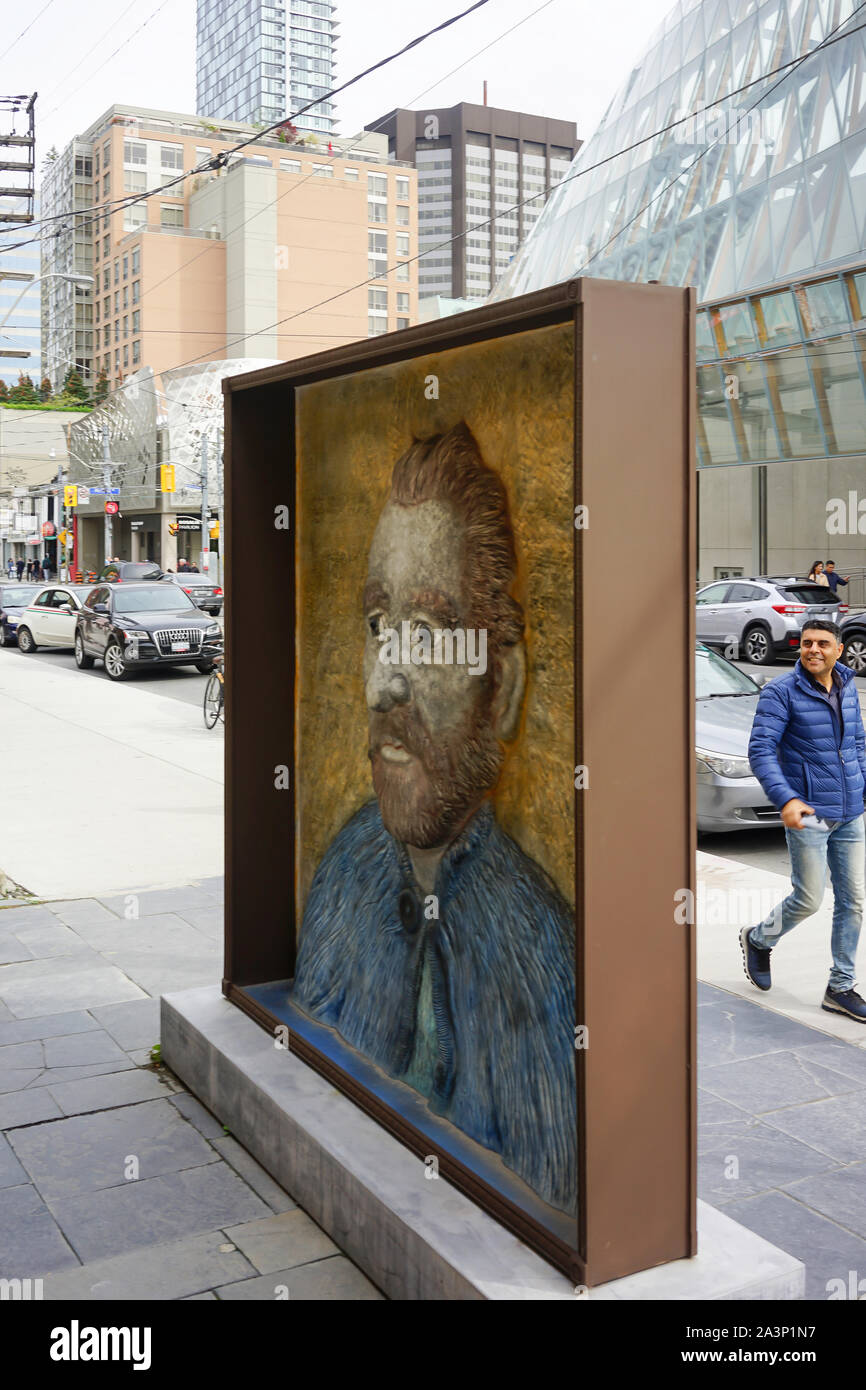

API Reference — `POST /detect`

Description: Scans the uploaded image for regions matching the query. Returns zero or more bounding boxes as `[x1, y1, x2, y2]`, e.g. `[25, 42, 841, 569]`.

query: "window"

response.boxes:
[123, 343, 129, 368]
[195, 146, 212, 164]
[396, 233, 409, 256]
[397, 317, 409, 331]
[114, 291, 120, 313]
[124, 169, 147, 193]
[396, 263, 409, 282]
[160, 144, 184, 170]
[103, 234, 110, 256]
[102, 268, 110, 291]
[122, 286, 128, 309]
[132, 340, 140, 365]
[94, 301, 100, 322]
[114, 321, 119, 343]
[728, 583, 768, 603]
[103, 140, 111, 167]
[132, 248, 140, 274]
[132, 280, 140, 304]
[396, 176, 409, 200]
[344, 167, 358, 180]
[124, 140, 146, 165]
[312, 163, 333, 177]
[114, 261, 120, 285]
[123, 316, 128, 339]
[368, 173, 387, 198]
[368, 201, 387, 224]
[368, 231, 388, 254]
[122, 255, 128, 280]
[396, 205, 409, 226]
[368, 289, 387, 311]
[124, 204, 146, 232]
[132, 310, 140, 333]
[696, 583, 731, 604]
[160, 205, 184, 228]
[368, 316, 388, 336]
[280, 158, 301, 173]
[397, 292, 409, 313]
[103, 174, 110, 198]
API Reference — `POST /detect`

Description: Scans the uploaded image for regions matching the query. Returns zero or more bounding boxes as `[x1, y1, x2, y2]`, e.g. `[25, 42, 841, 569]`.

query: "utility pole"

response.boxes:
[200, 433, 209, 575]
[102, 423, 113, 563]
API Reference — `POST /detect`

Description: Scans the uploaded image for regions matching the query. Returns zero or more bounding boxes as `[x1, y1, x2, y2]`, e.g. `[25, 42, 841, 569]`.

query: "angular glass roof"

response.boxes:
[492, 0, 866, 303]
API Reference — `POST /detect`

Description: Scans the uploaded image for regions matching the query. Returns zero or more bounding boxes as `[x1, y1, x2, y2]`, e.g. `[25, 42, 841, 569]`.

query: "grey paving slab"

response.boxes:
[169, 1092, 227, 1140]
[698, 1118, 838, 1203]
[185, 1291, 217, 1299]
[47, 900, 123, 928]
[0, 1069, 43, 1094]
[175, 906, 223, 940]
[0, 1010, 100, 1045]
[193, 877, 224, 896]
[0, 1183, 80, 1278]
[223, 1210, 337, 1275]
[698, 1090, 751, 1125]
[9, 1098, 219, 1200]
[0, 1088, 63, 1130]
[71, 912, 215, 955]
[11, 923, 97, 959]
[0, 999, 11, 1022]
[0, 906, 60, 930]
[0, 935, 34, 965]
[762, 1089, 866, 1164]
[43, 1030, 128, 1068]
[700, 1049, 864, 1113]
[29, 1060, 136, 1087]
[0, 1133, 27, 1188]
[89, 997, 161, 1052]
[783, 1163, 866, 1239]
[47, 1067, 171, 1116]
[48, 1160, 270, 1263]
[214, 1255, 383, 1300]
[720, 1190, 866, 1301]
[0, 954, 146, 1018]
[40, 1230, 254, 1300]
[790, 1039, 866, 1087]
[104, 955, 220, 1000]
[0, 1040, 43, 1069]
[99, 888, 223, 919]
[699, 993, 844, 1066]
[212, 1136, 296, 1214]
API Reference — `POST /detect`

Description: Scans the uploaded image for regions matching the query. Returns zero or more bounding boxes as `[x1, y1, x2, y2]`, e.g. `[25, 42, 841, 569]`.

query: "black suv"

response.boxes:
[74, 582, 223, 680]
[98, 560, 163, 583]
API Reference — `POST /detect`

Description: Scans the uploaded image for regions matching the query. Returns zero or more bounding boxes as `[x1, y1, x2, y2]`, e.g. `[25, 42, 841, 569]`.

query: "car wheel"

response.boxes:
[195, 659, 214, 674]
[0, 624, 10, 648]
[16, 626, 36, 653]
[843, 635, 866, 676]
[74, 633, 94, 670]
[743, 624, 773, 665]
[104, 641, 127, 681]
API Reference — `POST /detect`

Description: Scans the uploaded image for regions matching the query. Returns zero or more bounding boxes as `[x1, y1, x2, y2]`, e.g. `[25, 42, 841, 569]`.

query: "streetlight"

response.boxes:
[0, 273, 94, 335]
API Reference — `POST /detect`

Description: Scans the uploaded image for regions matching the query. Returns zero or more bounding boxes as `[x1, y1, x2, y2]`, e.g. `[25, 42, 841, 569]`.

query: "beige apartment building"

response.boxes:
[42, 105, 419, 394]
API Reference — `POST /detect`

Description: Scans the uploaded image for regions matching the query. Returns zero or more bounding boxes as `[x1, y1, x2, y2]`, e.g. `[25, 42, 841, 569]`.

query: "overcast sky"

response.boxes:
[0, 0, 674, 172]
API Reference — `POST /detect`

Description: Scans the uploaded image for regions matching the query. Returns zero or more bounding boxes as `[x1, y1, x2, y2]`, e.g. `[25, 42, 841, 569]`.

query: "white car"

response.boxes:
[16, 585, 93, 653]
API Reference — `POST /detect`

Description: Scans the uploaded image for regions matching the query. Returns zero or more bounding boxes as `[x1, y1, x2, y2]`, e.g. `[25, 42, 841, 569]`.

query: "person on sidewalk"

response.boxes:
[15, 557, 24, 581]
[744, 619, 866, 1021]
[807, 560, 829, 586]
[824, 560, 850, 595]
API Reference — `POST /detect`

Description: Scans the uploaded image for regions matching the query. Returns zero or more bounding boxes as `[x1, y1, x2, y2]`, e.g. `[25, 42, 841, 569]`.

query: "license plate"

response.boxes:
[171, 641, 190, 653]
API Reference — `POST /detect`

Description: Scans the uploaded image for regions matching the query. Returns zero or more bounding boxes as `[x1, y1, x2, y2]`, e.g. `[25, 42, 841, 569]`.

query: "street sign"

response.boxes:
[41, 521, 55, 537]
[105, 500, 119, 515]
[58, 529, 68, 545]
[90, 487, 106, 495]
[160, 465, 176, 493]
[108, 488, 120, 495]
[174, 515, 203, 531]
[77, 487, 90, 505]
[64, 485, 78, 507]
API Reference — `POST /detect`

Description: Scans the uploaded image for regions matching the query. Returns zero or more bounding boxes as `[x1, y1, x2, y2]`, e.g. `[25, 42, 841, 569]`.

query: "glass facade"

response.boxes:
[41, 145, 95, 391]
[0, 200, 42, 390]
[196, 0, 338, 134]
[494, 0, 866, 304]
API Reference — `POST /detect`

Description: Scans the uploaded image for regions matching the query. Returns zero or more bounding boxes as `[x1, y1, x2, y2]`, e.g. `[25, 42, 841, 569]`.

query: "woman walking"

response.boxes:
[807, 560, 829, 587]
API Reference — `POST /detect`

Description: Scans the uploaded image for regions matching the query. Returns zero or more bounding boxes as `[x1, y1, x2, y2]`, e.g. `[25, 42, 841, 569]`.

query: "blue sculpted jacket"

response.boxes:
[748, 661, 866, 821]
[291, 799, 576, 1214]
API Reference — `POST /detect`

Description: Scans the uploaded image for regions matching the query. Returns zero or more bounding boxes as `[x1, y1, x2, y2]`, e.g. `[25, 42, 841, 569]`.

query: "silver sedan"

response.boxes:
[696, 644, 780, 833]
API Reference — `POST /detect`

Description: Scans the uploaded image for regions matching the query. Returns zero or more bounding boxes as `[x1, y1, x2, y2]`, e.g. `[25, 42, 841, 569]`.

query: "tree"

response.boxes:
[0, 379, 8, 401]
[8, 372, 37, 404]
[94, 367, 109, 404]
[277, 121, 298, 144]
[60, 365, 89, 403]
[39, 376, 52, 402]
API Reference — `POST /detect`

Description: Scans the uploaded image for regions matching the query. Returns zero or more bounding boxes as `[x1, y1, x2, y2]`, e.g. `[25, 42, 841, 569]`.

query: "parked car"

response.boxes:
[696, 643, 780, 832]
[696, 576, 847, 665]
[840, 611, 866, 676]
[15, 585, 93, 653]
[0, 584, 46, 647]
[74, 581, 223, 680]
[162, 571, 223, 615]
[99, 560, 163, 583]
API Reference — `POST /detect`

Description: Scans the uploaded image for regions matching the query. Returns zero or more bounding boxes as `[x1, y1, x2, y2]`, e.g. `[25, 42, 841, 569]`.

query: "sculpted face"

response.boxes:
[364, 498, 504, 849]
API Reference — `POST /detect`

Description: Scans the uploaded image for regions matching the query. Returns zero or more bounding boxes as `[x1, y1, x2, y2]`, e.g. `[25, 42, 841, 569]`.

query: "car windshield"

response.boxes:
[780, 585, 841, 604]
[696, 646, 760, 699]
[1, 586, 41, 605]
[114, 588, 196, 613]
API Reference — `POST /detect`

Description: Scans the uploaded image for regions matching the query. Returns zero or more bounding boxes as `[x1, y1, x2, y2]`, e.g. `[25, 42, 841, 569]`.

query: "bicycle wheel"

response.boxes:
[203, 672, 222, 728]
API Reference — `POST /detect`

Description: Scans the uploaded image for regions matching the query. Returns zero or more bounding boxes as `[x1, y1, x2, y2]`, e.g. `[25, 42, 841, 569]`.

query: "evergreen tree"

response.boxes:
[61, 365, 89, 403]
[94, 367, 109, 404]
[0, 379, 8, 401]
[40, 376, 52, 402]
[9, 372, 37, 404]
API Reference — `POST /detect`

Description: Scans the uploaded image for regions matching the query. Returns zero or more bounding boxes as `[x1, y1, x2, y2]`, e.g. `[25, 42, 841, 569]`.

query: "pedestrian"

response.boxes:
[15, 557, 24, 581]
[824, 560, 850, 595]
[744, 619, 866, 1021]
[807, 559, 829, 586]
[5, 558, 12, 580]
[42, 555, 52, 582]
[177, 556, 188, 572]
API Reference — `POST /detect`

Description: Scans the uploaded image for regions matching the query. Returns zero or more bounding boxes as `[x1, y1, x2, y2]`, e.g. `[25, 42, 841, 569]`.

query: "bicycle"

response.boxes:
[203, 655, 224, 729]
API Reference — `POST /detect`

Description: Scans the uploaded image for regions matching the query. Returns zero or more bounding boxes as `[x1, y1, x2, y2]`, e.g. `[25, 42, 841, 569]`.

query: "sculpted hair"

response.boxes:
[389, 422, 524, 650]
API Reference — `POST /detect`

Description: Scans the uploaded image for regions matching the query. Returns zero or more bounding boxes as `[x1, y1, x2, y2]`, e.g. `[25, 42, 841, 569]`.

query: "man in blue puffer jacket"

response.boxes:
[744, 619, 866, 1021]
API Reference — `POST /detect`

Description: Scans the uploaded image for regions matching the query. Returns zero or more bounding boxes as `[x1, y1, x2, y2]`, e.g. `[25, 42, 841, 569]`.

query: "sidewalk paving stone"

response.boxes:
[47, 1161, 270, 1263]
[0, 1010, 100, 1045]
[29, 1060, 135, 1087]
[700, 1049, 865, 1112]
[99, 887, 223, 919]
[0, 906, 62, 930]
[0, 1070, 44, 1094]
[40, 1230, 255, 1301]
[212, 1135, 296, 1214]
[782, 1163, 866, 1240]
[90, 998, 161, 1052]
[762, 1090, 866, 1164]
[47, 1068, 172, 1116]
[0, 1089, 63, 1130]
[0, 1133, 27, 1188]
[9, 1098, 219, 1200]
[720, 1190, 866, 1300]
[0, 1183, 79, 1278]
[213, 1255, 383, 1300]
[48, 900, 126, 928]
[0, 1041, 44, 1069]
[698, 1118, 838, 1203]
[69, 912, 215, 955]
[11, 923, 98, 959]
[169, 1092, 228, 1140]
[222, 1210, 338, 1274]
[0, 955, 146, 1018]
[0, 936, 34, 965]
[42, 1030, 128, 1068]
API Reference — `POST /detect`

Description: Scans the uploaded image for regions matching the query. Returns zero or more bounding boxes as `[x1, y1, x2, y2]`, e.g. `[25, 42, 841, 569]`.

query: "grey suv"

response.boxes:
[696, 576, 847, 665]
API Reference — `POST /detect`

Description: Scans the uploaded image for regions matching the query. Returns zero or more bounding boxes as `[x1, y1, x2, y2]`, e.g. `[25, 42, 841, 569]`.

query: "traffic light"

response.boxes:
[160, 464, 176, 492]
[63, 484, 78, 507]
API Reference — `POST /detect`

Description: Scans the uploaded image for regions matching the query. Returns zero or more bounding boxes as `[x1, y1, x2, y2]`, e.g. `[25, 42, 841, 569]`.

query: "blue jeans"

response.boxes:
[751, 814, 865, 991]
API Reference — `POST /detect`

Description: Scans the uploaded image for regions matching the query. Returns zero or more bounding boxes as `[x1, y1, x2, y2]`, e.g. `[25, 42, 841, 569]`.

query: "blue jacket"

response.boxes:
[748, 661, 866, 821]
[291, 799, 576, 1214]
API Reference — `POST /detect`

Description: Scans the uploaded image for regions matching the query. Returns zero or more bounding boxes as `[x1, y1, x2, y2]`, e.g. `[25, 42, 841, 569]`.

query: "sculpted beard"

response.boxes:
[368, 690, 504, 848]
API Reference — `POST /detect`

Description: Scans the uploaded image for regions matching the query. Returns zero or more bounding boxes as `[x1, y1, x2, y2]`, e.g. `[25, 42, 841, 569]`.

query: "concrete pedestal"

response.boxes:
[162, 986, 805, 1301]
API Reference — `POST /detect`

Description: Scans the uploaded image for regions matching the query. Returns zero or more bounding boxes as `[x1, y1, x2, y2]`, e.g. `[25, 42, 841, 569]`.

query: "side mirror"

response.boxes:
[59, 603, 72, 614]
[93, 602, 109, 615]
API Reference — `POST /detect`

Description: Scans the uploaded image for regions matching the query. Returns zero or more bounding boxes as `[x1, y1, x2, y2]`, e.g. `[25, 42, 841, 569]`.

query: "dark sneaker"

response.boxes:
[740, 924, 772, 991]
[822, 987, 866, 1022]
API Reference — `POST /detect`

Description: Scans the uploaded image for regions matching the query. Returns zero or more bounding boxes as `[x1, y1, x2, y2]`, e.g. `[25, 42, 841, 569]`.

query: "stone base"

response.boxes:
[161, 986, 804, 1301]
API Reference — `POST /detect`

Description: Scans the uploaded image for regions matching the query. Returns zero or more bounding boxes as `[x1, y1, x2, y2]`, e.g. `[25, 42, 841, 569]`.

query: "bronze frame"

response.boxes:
[222, 278, 696, 1286]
